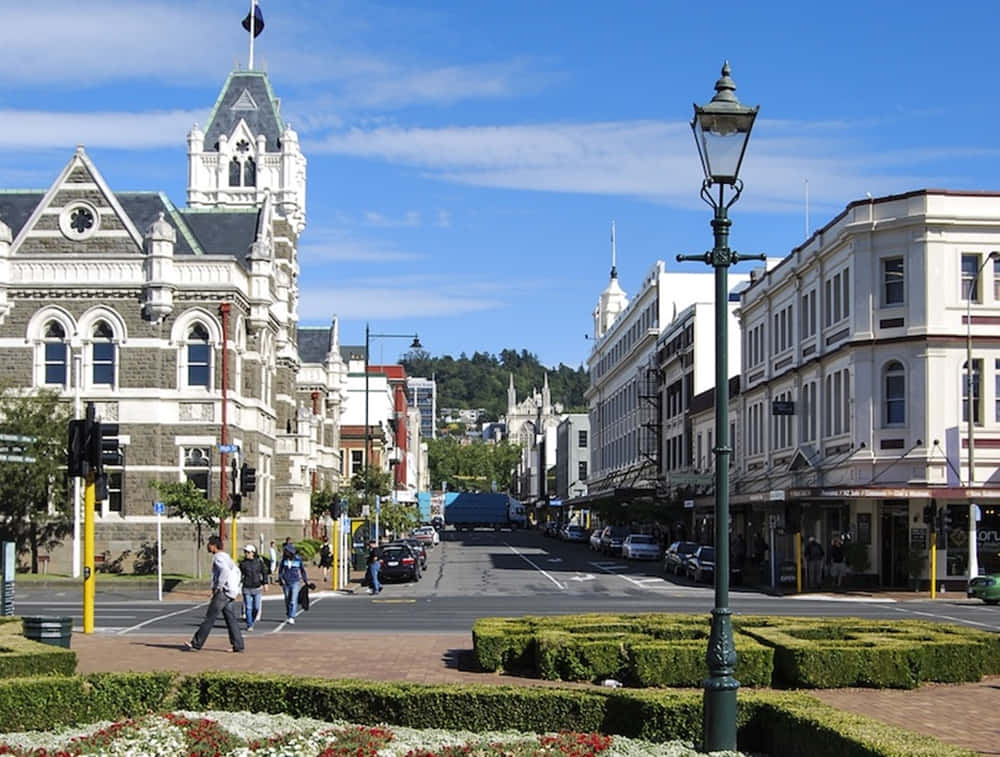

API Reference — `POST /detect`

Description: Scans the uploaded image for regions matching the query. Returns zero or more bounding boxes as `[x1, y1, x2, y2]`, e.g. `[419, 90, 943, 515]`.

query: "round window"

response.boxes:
[59, 201, 101, 240]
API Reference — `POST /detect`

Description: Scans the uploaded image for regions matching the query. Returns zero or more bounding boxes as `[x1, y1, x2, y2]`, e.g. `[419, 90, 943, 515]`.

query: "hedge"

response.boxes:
[475, 612, 1000, 690]
[0, 619, 75, 679]
[0, 672, 975, 756]
[735, 615, 1000, 689]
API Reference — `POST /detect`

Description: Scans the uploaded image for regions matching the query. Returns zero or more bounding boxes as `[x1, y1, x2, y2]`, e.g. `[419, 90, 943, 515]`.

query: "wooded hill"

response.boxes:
[401, 348, 588, 420]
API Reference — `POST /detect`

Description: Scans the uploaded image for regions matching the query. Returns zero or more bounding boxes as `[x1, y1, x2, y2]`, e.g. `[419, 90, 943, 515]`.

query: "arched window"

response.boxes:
[43, 321, 67, 386]
[92, 321, 115, 385]
[884, 361, 905, 426]
[243, 157, 256, 187]
[187, 323, 211, 388]
[229, 158, 241, 187]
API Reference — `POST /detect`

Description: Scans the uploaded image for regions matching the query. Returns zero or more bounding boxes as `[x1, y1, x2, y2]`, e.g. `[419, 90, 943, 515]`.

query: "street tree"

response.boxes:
[376, 500, 420, 541]
[427, 437, 521, 493]
[0, 389, 72, 573]
[149, 479, 228, 578]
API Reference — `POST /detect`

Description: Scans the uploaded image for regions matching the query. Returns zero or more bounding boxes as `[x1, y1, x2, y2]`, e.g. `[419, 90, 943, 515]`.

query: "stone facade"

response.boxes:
[0, 68, 346, 574]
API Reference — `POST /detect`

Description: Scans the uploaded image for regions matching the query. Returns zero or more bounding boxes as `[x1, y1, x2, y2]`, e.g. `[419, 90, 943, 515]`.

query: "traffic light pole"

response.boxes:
[83, 470, 95, 633]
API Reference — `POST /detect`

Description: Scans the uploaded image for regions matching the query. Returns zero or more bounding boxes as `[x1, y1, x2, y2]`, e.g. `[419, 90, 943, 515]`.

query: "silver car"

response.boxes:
[622, 534, 662, 561]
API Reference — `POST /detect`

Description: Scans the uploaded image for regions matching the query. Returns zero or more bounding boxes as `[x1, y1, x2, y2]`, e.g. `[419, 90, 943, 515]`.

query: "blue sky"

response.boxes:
[2, 0, 999, 369]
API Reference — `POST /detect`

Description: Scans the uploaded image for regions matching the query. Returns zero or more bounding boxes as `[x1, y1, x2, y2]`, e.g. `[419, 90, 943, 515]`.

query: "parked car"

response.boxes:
[411, 525, 439, 547]
[388, 538, 428, 570]
[560, 525, 589, 543]
[664, 541, 700, 576]
[589, 529, 603, 551]
[685, 546, 715, 583]
[621, 534, 662, 560]
[968, 574, 1000, 605]
[378, 543, 422, 583]
[599, 526, 630, 556]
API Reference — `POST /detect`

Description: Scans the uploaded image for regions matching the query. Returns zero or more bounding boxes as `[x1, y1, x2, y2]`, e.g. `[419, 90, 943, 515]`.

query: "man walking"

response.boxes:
[278, 543, 308, 623]
[185, 536, 244, 652]
[239, 544, 266, 631]
[804, 536, 825, 590]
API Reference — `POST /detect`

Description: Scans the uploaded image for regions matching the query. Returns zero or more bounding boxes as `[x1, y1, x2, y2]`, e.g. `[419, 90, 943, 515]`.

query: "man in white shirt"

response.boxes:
[185, 535, 245, 653]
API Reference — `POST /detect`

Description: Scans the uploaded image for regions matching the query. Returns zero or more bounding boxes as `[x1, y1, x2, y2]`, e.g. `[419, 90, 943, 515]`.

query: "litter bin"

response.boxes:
[22, 616, 73, 648]
[352, 545, 367, 572]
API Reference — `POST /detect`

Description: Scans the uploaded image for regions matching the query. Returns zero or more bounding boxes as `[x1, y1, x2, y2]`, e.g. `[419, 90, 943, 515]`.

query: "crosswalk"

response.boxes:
[584, 560, 713, 593]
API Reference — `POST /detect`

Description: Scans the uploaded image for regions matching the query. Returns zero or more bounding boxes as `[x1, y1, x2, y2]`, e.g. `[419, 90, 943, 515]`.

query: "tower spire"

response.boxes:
[610, 220, 618, 279]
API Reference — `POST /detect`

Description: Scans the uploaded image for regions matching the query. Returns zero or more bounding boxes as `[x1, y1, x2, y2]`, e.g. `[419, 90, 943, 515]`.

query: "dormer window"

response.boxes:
[228, 140, 257, 187]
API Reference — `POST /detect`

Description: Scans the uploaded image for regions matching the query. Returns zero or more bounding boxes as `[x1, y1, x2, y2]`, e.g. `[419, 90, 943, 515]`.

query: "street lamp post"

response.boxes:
[965, 251, 999, 579]
[676, 62, 761, 753]
[364, 324, 421, 531]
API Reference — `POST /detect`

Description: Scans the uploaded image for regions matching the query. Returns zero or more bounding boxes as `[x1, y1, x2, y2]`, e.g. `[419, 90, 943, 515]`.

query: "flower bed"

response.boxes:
[0, 710, 732, 757]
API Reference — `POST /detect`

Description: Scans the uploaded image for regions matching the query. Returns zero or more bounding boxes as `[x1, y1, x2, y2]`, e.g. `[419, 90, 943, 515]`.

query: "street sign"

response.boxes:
[153, 502, 165, 514]
[772, 400, 795, 416]
[684, 499, 695, 509]
[218, 444, 238, 453]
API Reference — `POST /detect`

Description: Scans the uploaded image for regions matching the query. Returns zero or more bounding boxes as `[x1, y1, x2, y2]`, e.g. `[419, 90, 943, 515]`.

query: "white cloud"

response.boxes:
[364, 210, 421, 228]
[298, 229, 424, 263]
[298, 285, 499, 320]
[0, 110, 204, 150]
[308, 118, 982, 212]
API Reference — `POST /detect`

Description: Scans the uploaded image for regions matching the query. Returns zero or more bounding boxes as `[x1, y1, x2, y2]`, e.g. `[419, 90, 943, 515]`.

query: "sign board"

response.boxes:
[683, 499, 695, 509]
[768, 490, 786, 502]
[548, 498, 563, 507]
[218, 444, 238, 454]
[153, 501, 165, 515]
[771, 400, 795, 416]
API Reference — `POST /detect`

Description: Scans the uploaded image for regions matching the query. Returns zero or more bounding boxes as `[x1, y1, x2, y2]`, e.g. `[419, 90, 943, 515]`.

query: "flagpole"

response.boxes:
[248, 0, 256, 69]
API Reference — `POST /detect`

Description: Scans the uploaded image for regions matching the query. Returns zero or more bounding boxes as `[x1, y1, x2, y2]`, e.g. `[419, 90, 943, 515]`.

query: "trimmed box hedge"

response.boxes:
[0, 672, 976, 756]
[735, 615, 1000, 689]
[474, 612, 1000, 690]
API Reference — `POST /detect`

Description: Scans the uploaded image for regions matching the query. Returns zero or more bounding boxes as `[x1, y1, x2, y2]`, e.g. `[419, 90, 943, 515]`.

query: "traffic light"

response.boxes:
[98, 422, 121, 470]
[922, 503, 936, 525]
[67, 419, 87, 477]
[230, 493, 242, 513]
[240, 463, 257, 493]
[937, 507, 952, 536]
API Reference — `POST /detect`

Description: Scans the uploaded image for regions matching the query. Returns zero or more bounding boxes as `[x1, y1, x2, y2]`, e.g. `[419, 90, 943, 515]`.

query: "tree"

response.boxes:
[149, 479, 228, 578]
[344, 465, 392, 516]
[427, 438, 521, 493]
[376, 501, 420, 541]
[0, 389, 72, 573]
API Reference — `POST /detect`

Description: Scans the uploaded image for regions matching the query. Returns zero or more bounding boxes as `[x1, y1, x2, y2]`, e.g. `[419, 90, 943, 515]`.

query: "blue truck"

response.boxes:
[443, 493, 527, 531]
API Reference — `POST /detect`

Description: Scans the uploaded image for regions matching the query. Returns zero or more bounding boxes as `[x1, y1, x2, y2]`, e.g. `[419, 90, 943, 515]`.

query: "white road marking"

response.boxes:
[890, 606, 1000, 631]
[117, 601, 208, 635]
[504, 543, 566, 590]
[788, 594, 897, 603]
[570, 574, 596, 582]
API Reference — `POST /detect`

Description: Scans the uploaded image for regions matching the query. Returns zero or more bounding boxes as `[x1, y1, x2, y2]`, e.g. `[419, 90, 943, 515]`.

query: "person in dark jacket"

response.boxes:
[365, 539, 381, 595]
[278, 544, 308, 623]
[239, 544, 266, 631]
[318, 541, 333, 582]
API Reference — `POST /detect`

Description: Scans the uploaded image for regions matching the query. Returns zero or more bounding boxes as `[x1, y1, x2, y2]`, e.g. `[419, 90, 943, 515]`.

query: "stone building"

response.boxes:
[0, 68, 344, 574]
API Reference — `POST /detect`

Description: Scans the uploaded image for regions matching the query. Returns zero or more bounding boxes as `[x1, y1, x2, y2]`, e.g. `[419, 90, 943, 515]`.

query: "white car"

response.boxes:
[412, 525, 440, 546]
[622, 534, 662, 561]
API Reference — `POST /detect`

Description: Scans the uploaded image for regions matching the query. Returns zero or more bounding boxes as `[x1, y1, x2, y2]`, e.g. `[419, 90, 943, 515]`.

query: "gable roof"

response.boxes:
[203, 71, 284, 153]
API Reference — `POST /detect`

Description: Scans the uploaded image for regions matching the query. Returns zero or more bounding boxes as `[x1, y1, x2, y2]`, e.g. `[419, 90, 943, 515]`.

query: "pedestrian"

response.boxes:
[829, 536, 847, 589]
[365, 539, 382, 595]
[267, 540, 278, 585]
[239, 544, 266, 631]
[804, 535, 825, 590]
[278, 543, 308, 623]
[731, 533, 746, 585]
[319, 541, 333, 583]
[184, 536, 244, 653]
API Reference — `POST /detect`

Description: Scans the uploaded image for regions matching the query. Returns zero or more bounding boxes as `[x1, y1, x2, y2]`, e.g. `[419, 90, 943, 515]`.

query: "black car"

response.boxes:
[388, 538, 428, 570]
[685, 546, 715, 583]
[378, 543, 422, 582]
[664, 541, 700, 576]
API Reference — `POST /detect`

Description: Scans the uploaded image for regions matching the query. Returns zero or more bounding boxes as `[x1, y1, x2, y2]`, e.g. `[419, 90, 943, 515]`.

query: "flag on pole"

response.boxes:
[242, 2, 264, 38]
